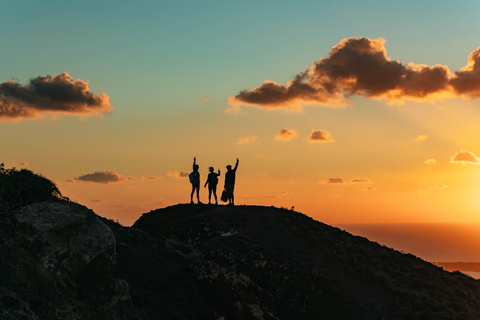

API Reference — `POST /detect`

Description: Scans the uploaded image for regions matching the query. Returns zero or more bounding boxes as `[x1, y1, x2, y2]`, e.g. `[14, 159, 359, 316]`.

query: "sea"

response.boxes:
[337, 223, 480, 279]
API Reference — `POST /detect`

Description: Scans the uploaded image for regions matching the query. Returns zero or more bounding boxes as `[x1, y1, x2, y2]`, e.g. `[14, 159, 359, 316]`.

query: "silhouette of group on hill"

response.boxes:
[189, 157, 239, 205]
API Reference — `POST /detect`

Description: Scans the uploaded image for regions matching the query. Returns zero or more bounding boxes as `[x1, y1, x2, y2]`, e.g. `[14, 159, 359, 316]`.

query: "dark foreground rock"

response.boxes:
[1, 202, 480, 319]
[0, 202, 136, 320]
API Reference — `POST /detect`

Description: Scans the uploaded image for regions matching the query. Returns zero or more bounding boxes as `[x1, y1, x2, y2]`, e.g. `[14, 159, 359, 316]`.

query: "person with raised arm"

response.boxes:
[204, 167, 221, 205]
[189, 157, 202, 204]
[224, 158, 239, 205]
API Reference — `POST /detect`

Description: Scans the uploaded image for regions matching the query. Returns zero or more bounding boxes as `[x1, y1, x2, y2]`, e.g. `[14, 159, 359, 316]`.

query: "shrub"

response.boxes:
[0, 163, 69, 213]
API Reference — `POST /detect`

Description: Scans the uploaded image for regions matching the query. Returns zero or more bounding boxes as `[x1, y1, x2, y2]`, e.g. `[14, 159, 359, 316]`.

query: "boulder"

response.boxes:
[14, 201, 116, 278]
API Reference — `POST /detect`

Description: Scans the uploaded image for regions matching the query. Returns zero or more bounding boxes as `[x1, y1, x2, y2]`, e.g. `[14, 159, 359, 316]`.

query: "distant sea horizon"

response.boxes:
[336, 222, 480, 279]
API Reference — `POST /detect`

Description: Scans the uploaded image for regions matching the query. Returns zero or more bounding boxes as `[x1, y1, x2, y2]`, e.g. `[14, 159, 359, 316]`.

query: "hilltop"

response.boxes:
[1, 202, 480, 319]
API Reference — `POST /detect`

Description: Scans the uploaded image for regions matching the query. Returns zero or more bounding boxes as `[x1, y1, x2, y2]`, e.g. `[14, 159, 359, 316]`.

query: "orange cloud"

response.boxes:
[275, 128, 299, 141]
[308, 129, 334, 143]
[236, 136, 258, 145]
[450, 150, 480, 165]
[74, 171, 124, 184]
[320, 178, 345, 184]
[415, 135, 429, 141]
[229, 37, 480, 109]
[349, 178, 370, 183]
[417, 188, 430, 194]
[167, 171, 190, 179]
[224, 105, 244, 114]
[0, 73, 113, 120]
[11, 161, 28, 167]
[424, 159, 436, 165]
[140, 175, 163, 181]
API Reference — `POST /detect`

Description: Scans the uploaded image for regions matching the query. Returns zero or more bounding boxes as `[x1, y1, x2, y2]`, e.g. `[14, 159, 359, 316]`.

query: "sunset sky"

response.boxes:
[2, 0, 480, 227]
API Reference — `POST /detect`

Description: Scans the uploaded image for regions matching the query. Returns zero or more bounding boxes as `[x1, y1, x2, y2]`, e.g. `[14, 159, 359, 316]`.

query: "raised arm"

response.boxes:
[193, 157, 196, 171]
[233, 158, 239, 172]
[217, 169, 221, 176]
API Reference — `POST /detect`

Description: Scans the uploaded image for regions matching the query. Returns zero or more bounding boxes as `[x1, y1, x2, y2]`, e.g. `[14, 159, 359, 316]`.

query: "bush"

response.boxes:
[0, 163, 68, 213]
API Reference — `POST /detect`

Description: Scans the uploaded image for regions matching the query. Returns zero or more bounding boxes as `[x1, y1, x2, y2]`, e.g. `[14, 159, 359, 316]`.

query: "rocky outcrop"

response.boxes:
[2, 202, 480, 319]
[0, 202, 137, 320]
[13, 202, 115, 278]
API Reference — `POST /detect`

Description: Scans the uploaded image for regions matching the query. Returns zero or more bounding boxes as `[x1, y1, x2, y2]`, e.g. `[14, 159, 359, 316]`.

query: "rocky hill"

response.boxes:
[1, 202, 480, 319]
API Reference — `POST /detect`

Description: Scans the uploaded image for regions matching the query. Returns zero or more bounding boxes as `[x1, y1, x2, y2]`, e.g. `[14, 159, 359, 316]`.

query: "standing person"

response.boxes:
[189, 157, 202, 204]
[204, 167, 220, 205]
[224, 158, 239, 205]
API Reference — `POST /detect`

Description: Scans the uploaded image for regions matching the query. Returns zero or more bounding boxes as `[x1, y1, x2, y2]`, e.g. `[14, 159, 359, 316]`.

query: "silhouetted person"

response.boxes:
[204, 167, 220, 205]
[189, 157, 202, 204]
[224, 158, 239, 205]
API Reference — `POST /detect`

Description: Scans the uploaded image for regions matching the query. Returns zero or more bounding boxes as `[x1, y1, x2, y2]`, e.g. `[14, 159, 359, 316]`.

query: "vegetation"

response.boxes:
[0, 163, 68, 213]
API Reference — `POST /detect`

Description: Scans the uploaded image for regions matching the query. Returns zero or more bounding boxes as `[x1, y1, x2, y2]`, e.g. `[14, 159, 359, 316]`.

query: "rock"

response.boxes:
[1, 201, 139, 319]
[13, 202, 116, 277]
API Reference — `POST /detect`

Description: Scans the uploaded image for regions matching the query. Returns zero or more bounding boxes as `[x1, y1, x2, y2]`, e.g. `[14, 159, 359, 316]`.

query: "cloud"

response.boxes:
[308, 129, 334, 143]
[415, 135, 429, 141]
[417, 188, 430, 194]
[74, 171, 125, 184]
[140, 175, 163, 181]
[434, 184, 448, 189]
[275, 128, 299, 141]
[320, 178, 345, 184]
[361, 186, 377, 191]
[167, 171, 190, 179]
[11, 161, 28, 167]
[349, 178, 370, 183]
[450, 48, 480, 97]
[198, 94, 215, 102]
[0, 73, 113, 120]
[450, 150, 480, 165]
[229, 37, 480, 110]
[236, 136, 258, 145]
[424, 159, 436, 165]
[224, 105, 245, 114]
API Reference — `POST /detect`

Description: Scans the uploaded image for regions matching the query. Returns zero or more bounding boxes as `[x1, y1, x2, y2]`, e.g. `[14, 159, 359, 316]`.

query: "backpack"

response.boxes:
[189, 172, 195, 183]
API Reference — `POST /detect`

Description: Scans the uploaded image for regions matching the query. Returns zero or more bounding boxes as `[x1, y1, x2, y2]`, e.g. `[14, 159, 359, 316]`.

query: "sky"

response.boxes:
[2, 0, 480, 227]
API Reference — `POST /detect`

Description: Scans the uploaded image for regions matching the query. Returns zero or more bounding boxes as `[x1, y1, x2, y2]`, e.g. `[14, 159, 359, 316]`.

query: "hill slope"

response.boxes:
[2, 202, 480, 319]
[125, 204, 480, 320]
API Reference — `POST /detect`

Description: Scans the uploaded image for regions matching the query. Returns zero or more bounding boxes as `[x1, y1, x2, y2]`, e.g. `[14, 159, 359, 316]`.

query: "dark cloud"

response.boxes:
[275, 128, 298, 141]
[320, 178, 345, 184]
[450, 150, 480, 165]
[230, 37, 480, 109]
[74, 171, 125, 184]
[308, 129, 334, 143]
[450, 48, 480, 97]
[0, 72, 113, 120]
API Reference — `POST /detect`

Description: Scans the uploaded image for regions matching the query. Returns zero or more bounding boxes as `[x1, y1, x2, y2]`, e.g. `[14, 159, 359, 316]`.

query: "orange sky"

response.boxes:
[3, 2, 480, 228]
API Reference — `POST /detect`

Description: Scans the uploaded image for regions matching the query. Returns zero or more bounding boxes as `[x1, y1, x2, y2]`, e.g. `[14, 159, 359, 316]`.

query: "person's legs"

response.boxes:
[195, 185, 201, 203]
[190, 185, 195, 204]
[226, 185, 234, 205]
[212, 185, 218, 204]
[208, 187, 212, 204]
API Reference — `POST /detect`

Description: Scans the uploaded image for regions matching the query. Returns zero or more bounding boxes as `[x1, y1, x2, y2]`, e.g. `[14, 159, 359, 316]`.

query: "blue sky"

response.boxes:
[3, 0, 480, 225]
